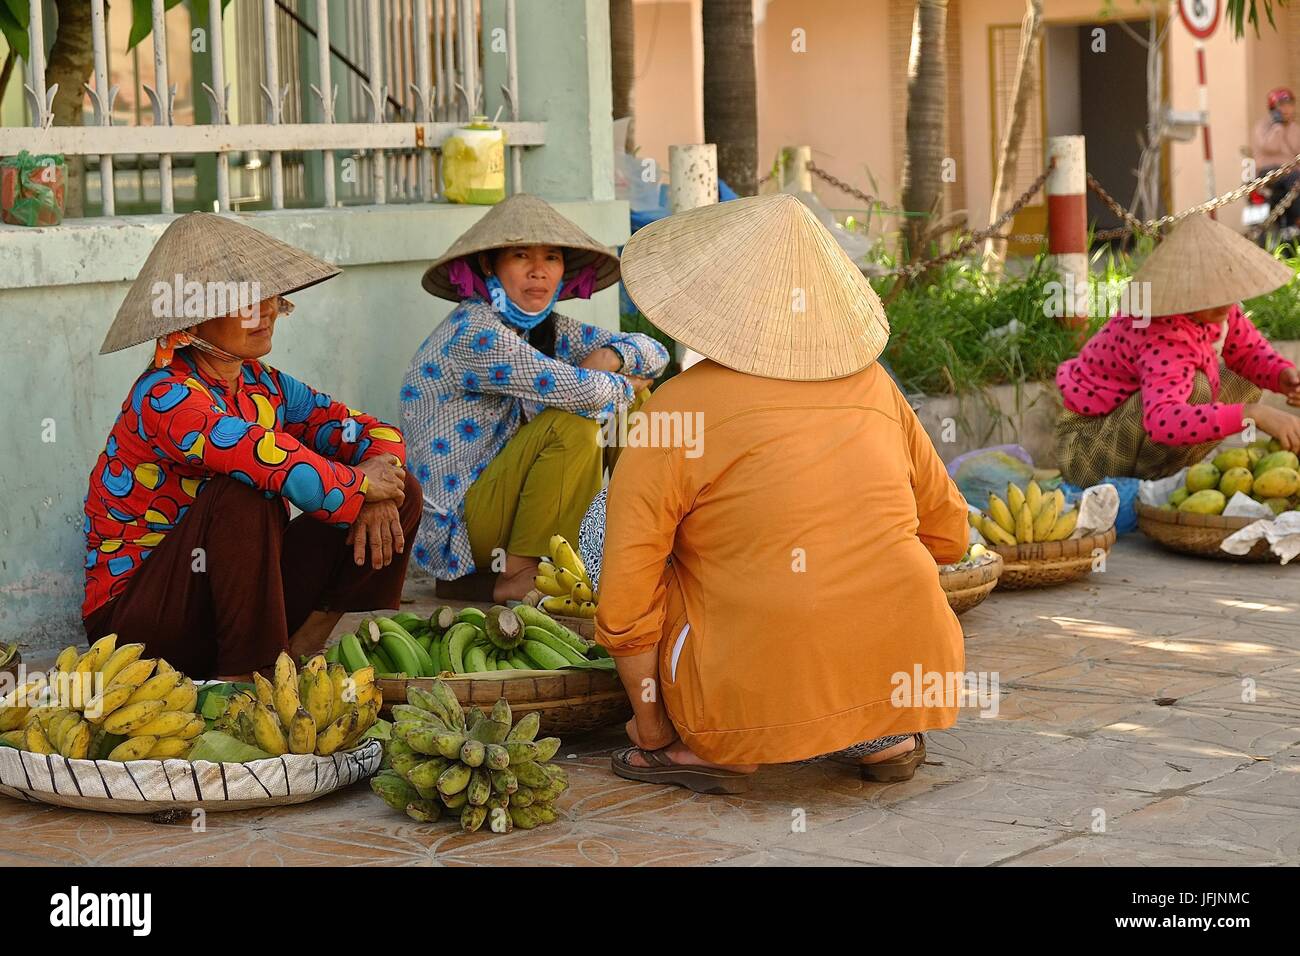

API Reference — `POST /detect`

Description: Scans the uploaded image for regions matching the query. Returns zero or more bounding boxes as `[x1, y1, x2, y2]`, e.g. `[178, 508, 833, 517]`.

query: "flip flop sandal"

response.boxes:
[611, 746, 752, 795]
[857, 734, 926, 783]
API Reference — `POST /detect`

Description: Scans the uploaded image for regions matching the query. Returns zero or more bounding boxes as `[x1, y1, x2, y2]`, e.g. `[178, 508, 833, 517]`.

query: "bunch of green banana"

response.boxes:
[528, 534, 597, 619]
[326, 614, 440, 679]
[973, 480, 1079, 547]
[0, 635, 203, 761]
[329, 604, 605, 676]
[221, 651, 381, 757]
[371, 679, 567, 833]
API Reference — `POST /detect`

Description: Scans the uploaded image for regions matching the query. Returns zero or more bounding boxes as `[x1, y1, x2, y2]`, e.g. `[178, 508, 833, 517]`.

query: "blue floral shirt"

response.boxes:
[401, 300, 669, 578]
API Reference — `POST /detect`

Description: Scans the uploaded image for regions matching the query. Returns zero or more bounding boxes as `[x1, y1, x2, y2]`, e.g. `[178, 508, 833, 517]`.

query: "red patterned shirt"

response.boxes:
[82, 348, 405, 618]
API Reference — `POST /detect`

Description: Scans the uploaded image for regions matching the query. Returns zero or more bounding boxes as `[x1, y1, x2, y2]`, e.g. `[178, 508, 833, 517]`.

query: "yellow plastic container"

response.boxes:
[442, 116, 506, 205]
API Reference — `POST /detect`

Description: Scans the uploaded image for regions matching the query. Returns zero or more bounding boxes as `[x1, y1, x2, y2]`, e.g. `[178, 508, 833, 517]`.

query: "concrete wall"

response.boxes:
[0, 201, 627, 652]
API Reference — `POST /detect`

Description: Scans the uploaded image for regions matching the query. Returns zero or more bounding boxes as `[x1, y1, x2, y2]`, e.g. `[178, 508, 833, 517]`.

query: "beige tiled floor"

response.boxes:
[1, 535, 1296, 866]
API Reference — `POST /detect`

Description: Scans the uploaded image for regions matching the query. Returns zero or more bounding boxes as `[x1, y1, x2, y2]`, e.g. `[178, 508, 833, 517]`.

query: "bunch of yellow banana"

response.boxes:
[0, 635, 202, 761]
[221, 651, 381, 758]
[972, 481, 1079, 547]
[531, 534, 597, 619]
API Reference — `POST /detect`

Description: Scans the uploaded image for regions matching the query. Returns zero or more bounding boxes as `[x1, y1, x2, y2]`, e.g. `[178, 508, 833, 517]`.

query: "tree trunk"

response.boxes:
[0, 50, 16, 106]
[898, 0, 948, 265]
[982, 0, 1043, 274]
[610, 0, 636, 152]
[44, 0, 97, 217]
[702, 0, 757, 196]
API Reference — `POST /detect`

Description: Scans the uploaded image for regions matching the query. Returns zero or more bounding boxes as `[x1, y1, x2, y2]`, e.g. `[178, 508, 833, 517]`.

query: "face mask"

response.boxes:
[485, 274, 564, 331]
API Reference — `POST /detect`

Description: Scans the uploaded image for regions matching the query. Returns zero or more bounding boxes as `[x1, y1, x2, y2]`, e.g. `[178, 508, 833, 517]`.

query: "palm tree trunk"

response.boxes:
[983, 0, 1043, 274]
[702, 0, 757, 196]
[44, 0, 97, 217]
[610, 0, 636, 152]
[898, 0, 949, 265]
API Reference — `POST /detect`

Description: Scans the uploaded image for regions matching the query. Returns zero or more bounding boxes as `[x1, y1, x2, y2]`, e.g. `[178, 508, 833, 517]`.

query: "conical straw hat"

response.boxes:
[101, 212, 340, 354]
[422, 192, 620, 300]
[1134, 213, 1294, 316]
[620, 194, 889, 381]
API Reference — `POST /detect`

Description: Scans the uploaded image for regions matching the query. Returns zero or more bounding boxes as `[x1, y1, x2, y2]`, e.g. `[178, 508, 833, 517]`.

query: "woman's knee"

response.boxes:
[202, 475, 279, 522]
[534, 407, 601, 448]
[1188, 372, 1213, 405]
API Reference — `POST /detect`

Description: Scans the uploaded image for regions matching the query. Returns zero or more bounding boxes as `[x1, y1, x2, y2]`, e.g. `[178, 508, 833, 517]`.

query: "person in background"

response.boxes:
[1252, 87, 1300, 231]
[597, 195, 969, 794]
[1054, 214, 1300, 488]
[84, 213, 418, 680]
[402, 194, 667, 601]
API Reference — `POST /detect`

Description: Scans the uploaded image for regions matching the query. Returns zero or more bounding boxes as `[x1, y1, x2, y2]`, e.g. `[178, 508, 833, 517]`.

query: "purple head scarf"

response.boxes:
[445, 255, 600, 303]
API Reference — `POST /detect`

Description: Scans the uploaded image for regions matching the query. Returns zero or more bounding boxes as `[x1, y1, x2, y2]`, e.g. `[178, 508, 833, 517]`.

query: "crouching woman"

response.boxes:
[83, 213, 420, 680]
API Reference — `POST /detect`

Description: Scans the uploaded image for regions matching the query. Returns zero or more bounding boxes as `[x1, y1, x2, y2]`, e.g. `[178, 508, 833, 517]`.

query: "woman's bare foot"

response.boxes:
[858, 736, 916, 765]
[625, 739, 758, 774]
[493, 554, 540, 602]
[288, 609, 345, 660]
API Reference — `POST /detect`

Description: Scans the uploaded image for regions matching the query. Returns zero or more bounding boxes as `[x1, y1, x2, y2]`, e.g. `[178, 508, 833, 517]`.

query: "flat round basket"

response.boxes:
[940, 552, 1003, 615]
[1135, 502, 1274, 562]
[0, 739, 382, 814]
[380, 670, 630, 737]
[992, 527, 1118, 590]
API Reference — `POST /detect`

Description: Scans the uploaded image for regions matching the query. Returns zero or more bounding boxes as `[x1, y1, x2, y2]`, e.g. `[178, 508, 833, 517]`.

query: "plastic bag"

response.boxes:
[0, 151, 65, 226]
[950, 445, 1037, 509]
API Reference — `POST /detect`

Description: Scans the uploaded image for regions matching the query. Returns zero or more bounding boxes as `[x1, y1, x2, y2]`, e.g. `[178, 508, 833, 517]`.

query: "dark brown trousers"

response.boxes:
[83, 471, 423, 678]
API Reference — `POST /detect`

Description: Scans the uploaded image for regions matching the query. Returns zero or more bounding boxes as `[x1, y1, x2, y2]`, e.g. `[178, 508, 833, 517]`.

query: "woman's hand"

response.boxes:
[347, 500, 404, 569]
[625, 714, 676, 752]
[357, 454, 406, 503]
[1280, 367, 1300, 406]
[578, 347, 622, 373]
[622, 375, 656, 393]
[1245, 402, 1300, 452]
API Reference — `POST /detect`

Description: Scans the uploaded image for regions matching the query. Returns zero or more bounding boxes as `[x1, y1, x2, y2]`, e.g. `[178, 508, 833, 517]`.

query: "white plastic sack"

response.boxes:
[1221, 511, 1300, 563]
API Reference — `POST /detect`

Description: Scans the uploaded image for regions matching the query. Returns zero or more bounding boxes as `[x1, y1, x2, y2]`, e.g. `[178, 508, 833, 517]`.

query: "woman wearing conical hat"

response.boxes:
[402, 194, 669, 600]
[83, 213, 418, 680]
[595, 194, 969, 793]
[1055, 214, 1300, 487]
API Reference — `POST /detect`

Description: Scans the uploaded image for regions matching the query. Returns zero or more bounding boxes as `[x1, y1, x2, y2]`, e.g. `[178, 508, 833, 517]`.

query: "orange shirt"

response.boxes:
[595, 359, 969, 765]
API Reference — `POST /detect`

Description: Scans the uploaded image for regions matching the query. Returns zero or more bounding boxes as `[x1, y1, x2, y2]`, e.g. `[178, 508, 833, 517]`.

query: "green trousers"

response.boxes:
[463, 408, 605, 568]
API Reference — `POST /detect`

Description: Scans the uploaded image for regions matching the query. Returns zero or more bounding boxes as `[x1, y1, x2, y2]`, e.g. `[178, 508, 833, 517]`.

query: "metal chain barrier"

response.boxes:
[891, 160, 1056, 277]
[1253, 179, 1300, 237]
[1086, 174, 1154, 238]
[806, 162, 911, 215]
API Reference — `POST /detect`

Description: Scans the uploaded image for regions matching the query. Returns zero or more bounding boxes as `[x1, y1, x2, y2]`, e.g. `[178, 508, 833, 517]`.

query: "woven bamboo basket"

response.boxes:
[1135, 502, 1275, 562]
[939, 553, 1003, 615]
[379, 669, 630, 737]
[991, 527, 1118, 589]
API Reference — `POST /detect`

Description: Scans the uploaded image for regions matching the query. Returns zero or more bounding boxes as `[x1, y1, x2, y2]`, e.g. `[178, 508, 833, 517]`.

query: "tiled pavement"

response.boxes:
[1, 535, 1296, 866]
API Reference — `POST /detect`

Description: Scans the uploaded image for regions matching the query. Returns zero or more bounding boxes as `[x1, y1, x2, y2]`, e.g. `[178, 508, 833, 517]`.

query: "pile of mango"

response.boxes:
[1165, 440, 1300, 517]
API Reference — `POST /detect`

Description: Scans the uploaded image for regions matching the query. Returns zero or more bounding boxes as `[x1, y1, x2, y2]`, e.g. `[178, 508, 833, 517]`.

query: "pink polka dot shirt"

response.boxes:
[1056, 305, 1294, 446]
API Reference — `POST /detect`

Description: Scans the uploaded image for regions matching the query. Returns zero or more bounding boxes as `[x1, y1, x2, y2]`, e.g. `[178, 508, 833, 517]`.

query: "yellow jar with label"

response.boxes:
[442, 116, 507, 204]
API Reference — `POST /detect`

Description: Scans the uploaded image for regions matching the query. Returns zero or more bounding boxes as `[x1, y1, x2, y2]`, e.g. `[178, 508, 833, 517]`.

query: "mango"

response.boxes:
[1254, 451, 1299, 477]
[1248, 447, 1266, 468]
[1185, 462, 1221, 493]
[1218, 467, 1253, 498]
[1178, 489, 1226, 515]
[1168, 487, 1190, 507]
[1213, 449, 1250, 473]
[1263, 497, 1291, 515]
[1268, 439, 1284, 453]
[1254, 466, 1300, 499]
